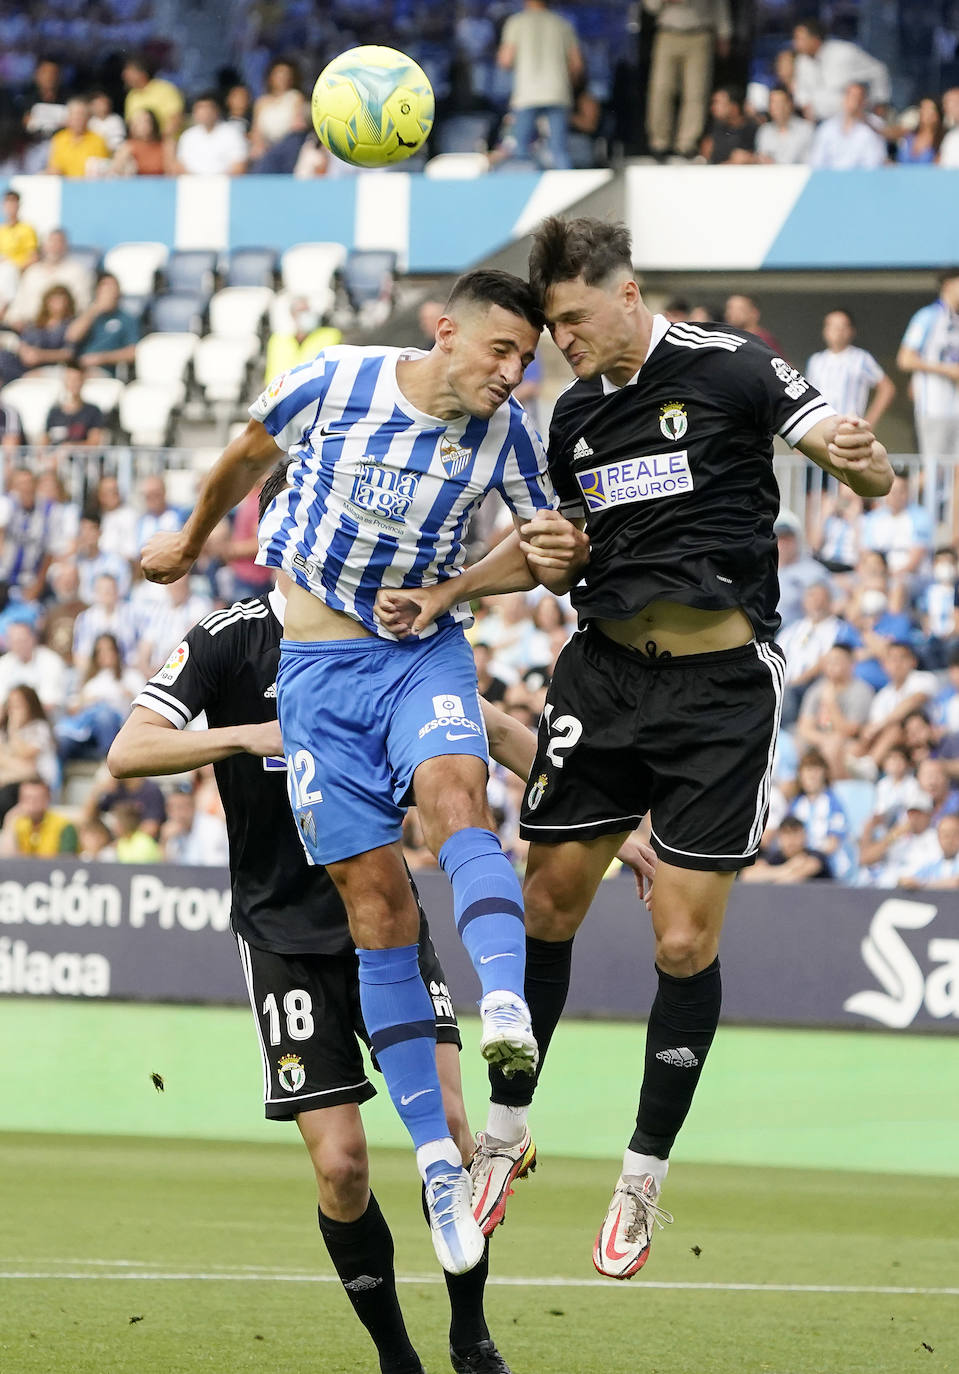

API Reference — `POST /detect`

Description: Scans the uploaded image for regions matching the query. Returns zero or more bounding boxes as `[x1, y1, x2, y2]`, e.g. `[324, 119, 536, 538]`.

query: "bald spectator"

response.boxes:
[497, 0, 583, 169]
[5, 229, 93, 327]
[47, 98, 110, 178]
[174, 93, 248, 176]
[724, 294, 785, 356]
[792, 18, 890, 122]
[644, 0, 731, 162]
[122, 53, 184, 137]
[809, 82, 888, 170]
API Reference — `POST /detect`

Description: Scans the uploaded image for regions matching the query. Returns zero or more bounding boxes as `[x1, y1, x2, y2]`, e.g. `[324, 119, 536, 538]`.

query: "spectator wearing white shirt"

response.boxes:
[73, 515, 132, 604]
[805, 309, 895, 429]
[136, 577, 213, 676]
[856, 640, 939, 770]
[812, 483, 863, 572]
[777, 580, 853, 725]
[72, 573, 141, 672]
[4, 228, 94, 328]
[0, 620, 68, 715]
[96, 474, 138, 565]
[860, 473, 934, 593]
[902, 813, 959, 890]
[134, 475, 183, 554]
[754, 85, 814, 165]
[174, 92, 248, 176]
[938, 87, 959, 165]
[161, 786, 230, 867]
[775, 511, 827, 628]
[896, 268, 959, 470]
[860, 779, 942, 887]
[808, 82, 887, 170]
[792, 19, 890, 123]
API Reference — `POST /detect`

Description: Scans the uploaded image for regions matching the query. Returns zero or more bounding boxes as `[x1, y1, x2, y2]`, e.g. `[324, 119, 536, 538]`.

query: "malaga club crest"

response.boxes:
[277, 1053, 306, 1093]
[659, 402, 688, 441]
[440, 439, 471, 480]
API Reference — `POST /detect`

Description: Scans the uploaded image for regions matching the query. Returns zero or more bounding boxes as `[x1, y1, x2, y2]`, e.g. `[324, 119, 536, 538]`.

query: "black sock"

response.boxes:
[630, 958, 722, 1158]
[489, 934, 574, 1107]
[420, 1183, 491, 1350]
[317, 1193, 421, 1374]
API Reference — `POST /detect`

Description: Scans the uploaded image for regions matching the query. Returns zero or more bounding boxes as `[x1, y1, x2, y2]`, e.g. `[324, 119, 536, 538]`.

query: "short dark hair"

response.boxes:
[795, 17, 824, 39]
[938, 266, 959, 289]
[889, 640, 917, 657]
[769, 84, 794, 102]
[258, 459, 291, 521]
[192, 90, 221, 112]
[528, 216, 632, 304]
[778, 815, 806, 834]
[715, 83, 746, 108]
[446, 269, 544, 332]
[826, 306, 856, 327]
[3, 188, 20, 202]
[125, 52, 155, 78]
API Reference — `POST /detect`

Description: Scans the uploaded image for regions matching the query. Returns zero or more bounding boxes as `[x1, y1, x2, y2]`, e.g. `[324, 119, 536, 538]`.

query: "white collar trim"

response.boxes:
[601, 314, 671, 394]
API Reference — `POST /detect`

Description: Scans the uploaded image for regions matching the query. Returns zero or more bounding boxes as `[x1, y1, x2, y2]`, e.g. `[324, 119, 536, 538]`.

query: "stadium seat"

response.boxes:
[103, 241, 169, 297]
[436, 114, 493, 154]
[80, 375, 125, 417]
[226, 247, 277, 288]
[342, 250, 397, 311]
[119, 294, 149, 324]
[424, 153, 489, 179]
[1, 375, 62, 443]
[832, 779, 877, 840]
[134, 333, 197, 391]
[69, 245, 103, 277]
[208, 286, 273, 338]
[492, 157, 541, 173]
[165, 249, 218, 298]
[280, 242, 346, 316]
[150, 292, 206, 334]
[193, 334, 259, 403]
[119, 380, 181, 445]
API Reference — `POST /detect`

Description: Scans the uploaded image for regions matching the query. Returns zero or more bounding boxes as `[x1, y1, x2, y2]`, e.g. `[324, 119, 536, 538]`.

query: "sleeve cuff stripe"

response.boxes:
[780, 401, 836, 446]
[135, 688, 192, 729]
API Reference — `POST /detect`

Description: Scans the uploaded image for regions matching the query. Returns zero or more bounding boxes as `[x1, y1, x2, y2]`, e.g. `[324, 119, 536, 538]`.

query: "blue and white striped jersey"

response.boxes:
[251, 345, 555, 638]
[805, 345, 884, 418]
[900, 301, 959, 417]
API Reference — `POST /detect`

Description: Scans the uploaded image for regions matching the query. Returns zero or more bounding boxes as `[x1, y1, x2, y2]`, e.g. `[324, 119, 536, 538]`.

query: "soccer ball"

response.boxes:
[311, 45, 434, 169]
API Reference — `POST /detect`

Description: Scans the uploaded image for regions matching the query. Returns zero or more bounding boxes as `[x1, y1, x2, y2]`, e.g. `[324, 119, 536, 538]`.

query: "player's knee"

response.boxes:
[523, 877, 586, 941]
[654, 925, 718, 977]
[313, 1145, 370, 1214]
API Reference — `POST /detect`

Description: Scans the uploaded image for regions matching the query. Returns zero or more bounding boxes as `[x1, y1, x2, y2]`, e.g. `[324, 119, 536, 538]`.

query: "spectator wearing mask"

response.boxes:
[754, 85, 814, 165]
[805, 309, 895, 429]
[264, 297, 341, 380]
[701, 85, 758, 164]
[723, 293, 785, 355]
[5, 228, 93, 326]
[0, 777, 77, 857]
[174, 92, 249, 176]
[69, 272, 140, 375]
[643, 0, 731, 162]
[808, 82, 887, 170]
[897, 268, 959, 471]
[0, 189, 37, 270]
[497, 0, 583, 169]
[42, 363, 106, 447]
[122, 53, 184, 137]
[792, 18, 890, 123]
[47, 97, 110, 178]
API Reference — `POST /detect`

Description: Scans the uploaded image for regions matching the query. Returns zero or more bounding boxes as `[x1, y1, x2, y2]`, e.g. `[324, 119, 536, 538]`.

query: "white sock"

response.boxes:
[622, 1148, 669, 1190]
[485, 1103, 529, 1145]
[416, 1137, 462, 1179]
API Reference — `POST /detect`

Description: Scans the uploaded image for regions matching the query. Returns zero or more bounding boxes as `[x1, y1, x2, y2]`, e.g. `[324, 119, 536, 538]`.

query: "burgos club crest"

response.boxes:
[277, 1053, 306, 1093]
[526, 772, 548, 811]
[440, 438, 472, 479]
[659, 402, 688, 441]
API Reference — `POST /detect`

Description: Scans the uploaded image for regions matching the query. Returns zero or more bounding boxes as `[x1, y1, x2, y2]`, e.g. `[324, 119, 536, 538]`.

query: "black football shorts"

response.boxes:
[237, 915, 461, 1121]
[519, 625, 784, 871]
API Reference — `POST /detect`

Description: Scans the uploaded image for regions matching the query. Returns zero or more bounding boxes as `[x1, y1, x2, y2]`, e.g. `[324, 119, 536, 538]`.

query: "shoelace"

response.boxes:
[426, 1170, 465, 1226]
[618, 1182, 674, 1243]
[484, 1002, 529, 1033]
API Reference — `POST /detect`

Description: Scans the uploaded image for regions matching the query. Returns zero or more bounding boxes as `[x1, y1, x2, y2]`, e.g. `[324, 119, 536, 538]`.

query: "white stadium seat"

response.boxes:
[424, 153, 490, 179]
[80, 376, 125, 416]
[134, 332, 197, 390]
[193, 334, 259, 402]
[1, 375, 62, 443]
[119, 380, 182, 445]
[208, 286, 273, 338]
[280, 242, 345, 316]
[102, 241, 169, 297]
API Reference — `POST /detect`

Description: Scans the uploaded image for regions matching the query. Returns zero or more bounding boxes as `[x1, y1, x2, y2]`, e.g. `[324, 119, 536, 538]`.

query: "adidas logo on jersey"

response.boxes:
[656, 1047, 699, 1068]
[573, 436, 594, 460]
[263, 683, 277, 699]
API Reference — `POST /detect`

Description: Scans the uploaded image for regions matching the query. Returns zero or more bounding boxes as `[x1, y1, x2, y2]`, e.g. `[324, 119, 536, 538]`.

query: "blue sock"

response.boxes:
[357, 945, 450, 1152]
[438, 827, 526, 1001]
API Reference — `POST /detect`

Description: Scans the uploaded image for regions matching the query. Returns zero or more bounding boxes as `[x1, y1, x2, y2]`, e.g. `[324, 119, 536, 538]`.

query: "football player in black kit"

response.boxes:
[375, 216, 894, 1280]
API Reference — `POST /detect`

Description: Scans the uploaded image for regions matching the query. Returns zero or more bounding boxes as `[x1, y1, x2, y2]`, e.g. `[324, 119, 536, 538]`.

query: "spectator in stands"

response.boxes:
[0, 395, 23, 453]
[0, 685, 57, 821]
[787, 749, 852, 879]
[0, 777, 78, 858]
[808, 82, 888, 170]
[264, 297, 341, 380]
[860, 778, 940, 887]
[88, 91, 126, 153]
[473, 642, 508, 706]
[870, 743, 913, 827]
[777, 580, 854, 726]
[860, 472, 934, 594]
[112, 109, 173, 177]
[55, 631, 143, 762]
[94, 474, 137, 564]
[723, 294, 784, 355]
[897, 268, 959, 471]
[796, 641, 874, 779]
[902, 812, 959, 889]
[36, 470, 79, 561]
[417, 299, 445, 347]
[136, 577, 213, 674]
[643, 0, 731, 162]
[78, 816, 116, 862]
[112, 799, 162, 863]
[249, 57, 304, 159]
[69, 273, 140, 375]
[897, 96, 943, 165]
[5, 228, 93, 326]
[42, 363, 106, 447]
[83, 766, 166, 839]
[0, 189, 37, 270]
[7, 283, 77, 381]
[0, 469, 56, 606]
[174, 92, 249, 176]
[916, 757, 959, 825]
[805, 309, 895, 428]
[740, 813, 830, 883]
[160, 783, 230, 866]
[73, 513, 131, 602]
[225, 83, 253, 134]
[855, 641, 939, 770]
[43, 560, 86, 664]
[775, 511, 825, 627]
[224, 478, 272, 601]
[812, 483, 863, 574]
[701, 85, 758, 164]
[902, 710, 954, 772]
[21, 57, 68, 173]
[792, 18, 891, 122]
[939, 88, 959, 166]
[72, 572, 139, 672]
[754, 85, 814, 165]
[497, 0, 583, 169]
[47, 97, 110, 178]
[134, 475, 183, 553]
[918, 545, 959, 667]
[122, 53, 184, 137]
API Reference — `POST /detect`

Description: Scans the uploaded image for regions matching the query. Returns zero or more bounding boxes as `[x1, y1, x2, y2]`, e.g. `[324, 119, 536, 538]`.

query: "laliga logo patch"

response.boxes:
[277, 1053, 306, 1093]
[156, 640, 189, 686]
[659, 402, 688, 441]
[440, 439, 472, 480]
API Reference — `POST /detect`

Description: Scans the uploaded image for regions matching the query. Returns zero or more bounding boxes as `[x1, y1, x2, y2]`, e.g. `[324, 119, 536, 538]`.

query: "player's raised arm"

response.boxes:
[108, 705, 282, 778]
[795, 413, 894, 499]
[141, 418, 283, 585]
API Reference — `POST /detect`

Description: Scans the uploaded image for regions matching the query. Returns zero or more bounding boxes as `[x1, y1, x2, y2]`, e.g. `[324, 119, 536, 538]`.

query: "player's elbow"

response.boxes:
[106, 731, 138, 779]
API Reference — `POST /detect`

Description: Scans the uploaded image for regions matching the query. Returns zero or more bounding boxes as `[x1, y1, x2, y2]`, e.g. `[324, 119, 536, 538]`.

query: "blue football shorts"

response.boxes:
[276, 624, 488, 864]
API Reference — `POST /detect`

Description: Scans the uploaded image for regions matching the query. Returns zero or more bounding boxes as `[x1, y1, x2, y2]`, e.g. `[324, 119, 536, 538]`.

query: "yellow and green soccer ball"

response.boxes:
[311, 45, 434, 168]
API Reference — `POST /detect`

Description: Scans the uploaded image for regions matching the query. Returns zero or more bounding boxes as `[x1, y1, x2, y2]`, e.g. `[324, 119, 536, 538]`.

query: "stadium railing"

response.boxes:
[773, 453, 959, 543]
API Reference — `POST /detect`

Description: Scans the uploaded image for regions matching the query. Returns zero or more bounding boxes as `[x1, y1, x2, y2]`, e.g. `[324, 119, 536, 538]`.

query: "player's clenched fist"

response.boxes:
[519, 508, 589, 576]
[140, 532, 198, 585]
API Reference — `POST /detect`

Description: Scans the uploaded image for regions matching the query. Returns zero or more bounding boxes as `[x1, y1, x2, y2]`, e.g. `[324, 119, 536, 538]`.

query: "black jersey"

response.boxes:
[548, 318, 835, 641]
[134, 592, 350, 957]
